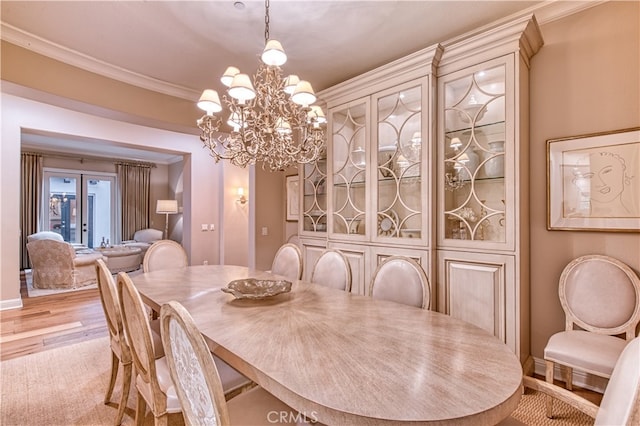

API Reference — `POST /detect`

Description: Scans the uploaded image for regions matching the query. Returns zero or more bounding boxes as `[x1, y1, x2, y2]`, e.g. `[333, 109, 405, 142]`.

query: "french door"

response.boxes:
[43, 170, 116, 248]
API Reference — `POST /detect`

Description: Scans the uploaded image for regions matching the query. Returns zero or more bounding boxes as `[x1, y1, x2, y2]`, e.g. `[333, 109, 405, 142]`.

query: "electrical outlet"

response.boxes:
[261, 226, 268, 236]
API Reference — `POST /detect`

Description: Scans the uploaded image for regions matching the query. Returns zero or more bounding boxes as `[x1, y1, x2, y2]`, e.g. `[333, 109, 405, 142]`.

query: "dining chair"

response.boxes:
[117, 271, 182, 426]
[369, 256, 430, 309]
[270, 243, 303, 282]
[143, 240, 188, 273]
[95, 259, 133, 425]
[543, 254, 640, 417]
[310, 249, 352, 292]
[526, 336, 640, 425]
[160, 300, 298, 425]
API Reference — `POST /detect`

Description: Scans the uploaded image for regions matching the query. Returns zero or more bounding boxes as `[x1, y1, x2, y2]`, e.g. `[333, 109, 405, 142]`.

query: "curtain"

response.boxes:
[116, 162, 152, 241]
[20, 153, 43, 270]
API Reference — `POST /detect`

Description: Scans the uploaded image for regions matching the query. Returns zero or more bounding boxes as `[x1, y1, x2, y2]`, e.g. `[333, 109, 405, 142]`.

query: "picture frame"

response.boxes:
[285, 175, 299, 222]
[547, 127, 640, 232]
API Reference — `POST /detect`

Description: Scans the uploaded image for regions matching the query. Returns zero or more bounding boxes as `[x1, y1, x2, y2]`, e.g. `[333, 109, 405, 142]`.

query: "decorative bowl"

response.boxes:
[221, 278, 292, 300]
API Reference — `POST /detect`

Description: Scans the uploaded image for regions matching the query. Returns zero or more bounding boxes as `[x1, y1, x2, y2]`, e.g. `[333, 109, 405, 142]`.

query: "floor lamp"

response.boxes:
[156, 199, 178, 239]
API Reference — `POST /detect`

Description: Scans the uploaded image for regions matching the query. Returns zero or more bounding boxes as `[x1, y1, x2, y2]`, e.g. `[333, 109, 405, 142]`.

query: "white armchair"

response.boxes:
[122, 228, 162, 255]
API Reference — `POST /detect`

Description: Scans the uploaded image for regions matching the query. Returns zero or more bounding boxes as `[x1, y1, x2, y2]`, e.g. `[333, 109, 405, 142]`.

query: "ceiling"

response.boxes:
[0, 1, 587, 163]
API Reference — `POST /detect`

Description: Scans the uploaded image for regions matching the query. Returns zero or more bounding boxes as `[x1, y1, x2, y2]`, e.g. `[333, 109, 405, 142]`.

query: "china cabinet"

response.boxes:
[301, 44, 441, 299]
[436, 15, 542, 366]
[296, 14, 542, 366]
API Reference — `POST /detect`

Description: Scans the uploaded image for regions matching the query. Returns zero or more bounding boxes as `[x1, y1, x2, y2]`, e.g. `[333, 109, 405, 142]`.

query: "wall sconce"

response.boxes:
[156, 199, 178, 239]
[236, 187, 247, 205]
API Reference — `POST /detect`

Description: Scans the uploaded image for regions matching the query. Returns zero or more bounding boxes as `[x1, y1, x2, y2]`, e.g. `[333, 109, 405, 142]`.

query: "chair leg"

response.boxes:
[135, 390, 147, 426]
[562, 365, 573, 390]
[154, 413, 169, 426]
[115, 362, 133, 425]
[105, 351, 119, 403]
[545, 360, 555, 418]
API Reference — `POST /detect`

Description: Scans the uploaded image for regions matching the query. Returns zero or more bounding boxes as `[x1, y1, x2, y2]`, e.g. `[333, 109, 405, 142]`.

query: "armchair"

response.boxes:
[122, 228, 163, 256]
[26, 239, 104, 289]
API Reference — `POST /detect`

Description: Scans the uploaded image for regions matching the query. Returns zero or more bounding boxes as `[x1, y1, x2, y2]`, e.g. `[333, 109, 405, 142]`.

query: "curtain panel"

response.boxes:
[116, 162, 151, 241]
[20, 153, 43, 270]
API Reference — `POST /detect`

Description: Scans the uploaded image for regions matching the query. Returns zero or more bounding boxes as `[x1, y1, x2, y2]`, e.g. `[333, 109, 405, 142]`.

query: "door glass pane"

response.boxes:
[443, 65, 506, 242]
[47, 176, 79, 243]
[85, 177, 114, 249]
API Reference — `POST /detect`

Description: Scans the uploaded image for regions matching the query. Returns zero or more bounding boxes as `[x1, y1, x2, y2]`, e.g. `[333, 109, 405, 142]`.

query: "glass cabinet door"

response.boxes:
[302, 158, 327, 232]
[442, 64, 506, 242]
[330, 99, 368, 237]
[375, 84, 423, 240]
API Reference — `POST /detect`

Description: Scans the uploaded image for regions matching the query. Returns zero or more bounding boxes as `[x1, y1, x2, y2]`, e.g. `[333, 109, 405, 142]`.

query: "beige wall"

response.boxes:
[529, 1, 640, 358]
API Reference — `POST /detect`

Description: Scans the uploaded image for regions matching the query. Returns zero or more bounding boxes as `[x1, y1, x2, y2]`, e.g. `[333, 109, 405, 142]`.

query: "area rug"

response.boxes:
[0, 337, 593, 426]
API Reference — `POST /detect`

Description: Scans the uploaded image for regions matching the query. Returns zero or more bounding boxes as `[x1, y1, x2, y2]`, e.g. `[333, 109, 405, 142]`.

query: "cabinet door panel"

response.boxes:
[328, 243, 367, 295]
[301, 239, 327, 282]
[447, 260, 504, 339]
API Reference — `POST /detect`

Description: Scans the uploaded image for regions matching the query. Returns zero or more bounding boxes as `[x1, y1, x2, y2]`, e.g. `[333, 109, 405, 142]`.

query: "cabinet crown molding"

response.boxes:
[438, 14, 543, 76]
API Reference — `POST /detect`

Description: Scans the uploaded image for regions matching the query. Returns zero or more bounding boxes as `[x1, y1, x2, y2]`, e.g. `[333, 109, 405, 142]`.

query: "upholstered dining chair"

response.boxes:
[96, 259, 166, 425]
[543, 254, 640, 417]
[310, 249, 352, 292]
[526, 336, 640, 425]
[270, 243, 303, 282]
[369, 256, 430, 309]
[117, 271, 182, 426]
[143, 240, 188, 273]
[160, 300, 297, 426]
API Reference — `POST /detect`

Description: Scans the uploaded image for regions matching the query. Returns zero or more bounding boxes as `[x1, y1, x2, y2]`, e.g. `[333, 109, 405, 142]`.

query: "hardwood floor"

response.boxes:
[0, 272, 108, 361]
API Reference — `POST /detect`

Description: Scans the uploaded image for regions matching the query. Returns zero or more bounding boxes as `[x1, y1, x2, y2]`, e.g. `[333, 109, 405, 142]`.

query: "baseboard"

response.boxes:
[532, 356, 607, 394]
[0, 297, 23, 311]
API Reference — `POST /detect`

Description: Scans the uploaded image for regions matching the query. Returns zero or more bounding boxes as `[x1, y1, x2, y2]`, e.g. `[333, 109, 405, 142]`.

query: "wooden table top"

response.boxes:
[132, 265, 523, 425]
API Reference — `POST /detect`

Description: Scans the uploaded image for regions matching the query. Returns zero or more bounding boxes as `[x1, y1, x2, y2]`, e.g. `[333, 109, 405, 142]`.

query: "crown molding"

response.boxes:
[0, 22, 200, 101]
[0, 1, 607, 100]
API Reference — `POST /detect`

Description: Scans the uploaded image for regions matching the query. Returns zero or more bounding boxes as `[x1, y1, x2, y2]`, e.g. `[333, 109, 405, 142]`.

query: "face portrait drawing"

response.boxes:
[571, 151, 637, 218]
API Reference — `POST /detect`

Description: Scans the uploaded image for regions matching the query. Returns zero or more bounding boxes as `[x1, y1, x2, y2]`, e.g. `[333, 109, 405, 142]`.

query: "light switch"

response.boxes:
[209, 224, 215, 231]
[261, 227, 268, 236]
[201, 224, 208, 231]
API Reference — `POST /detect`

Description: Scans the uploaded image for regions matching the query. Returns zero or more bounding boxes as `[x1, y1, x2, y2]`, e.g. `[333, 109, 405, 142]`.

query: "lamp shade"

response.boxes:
[228, 73, 256, 103]
[156, 199, 178, 214]
[261, 39, 287, 66]
[283, 74, 300, 95]
[291, 80, 316, 107]
[221, 66, 240, 87]
[197, 90, 222, 115]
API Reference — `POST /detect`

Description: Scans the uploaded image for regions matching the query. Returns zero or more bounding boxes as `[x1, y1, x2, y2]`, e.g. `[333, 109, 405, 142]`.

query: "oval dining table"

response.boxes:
[131, 264, 523, 425]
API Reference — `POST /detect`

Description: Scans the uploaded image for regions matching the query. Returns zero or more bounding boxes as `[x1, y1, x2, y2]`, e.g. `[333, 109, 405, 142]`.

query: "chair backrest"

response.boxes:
[271, 243, 303, 281]
[134, 228, 163, 243]
[27, 231, 64, 243]
[559, 254, 640, 339]
[161, 301, 231, 426]
[143, 240, 189, 273]
[26, 239, 76, 287]
[370, 256, 430, 309]
[96, 259, 130, 361]
[310, 249, 352, 292]
[595, 336, 640, 425]
[117, 272, 164, 407]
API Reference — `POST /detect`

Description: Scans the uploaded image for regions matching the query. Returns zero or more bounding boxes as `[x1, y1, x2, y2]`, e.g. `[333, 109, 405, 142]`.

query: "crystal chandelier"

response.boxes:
[196, 0, 326, 172]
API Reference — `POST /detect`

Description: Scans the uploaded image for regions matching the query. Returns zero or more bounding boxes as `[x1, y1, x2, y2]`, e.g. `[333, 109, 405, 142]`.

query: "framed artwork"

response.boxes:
[286, 175, 299, 222]
[547, 127, 640, 232]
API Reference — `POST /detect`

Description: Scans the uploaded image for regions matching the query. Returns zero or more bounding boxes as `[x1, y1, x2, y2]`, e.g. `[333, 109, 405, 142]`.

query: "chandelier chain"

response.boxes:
[264, 0, 270, 43]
